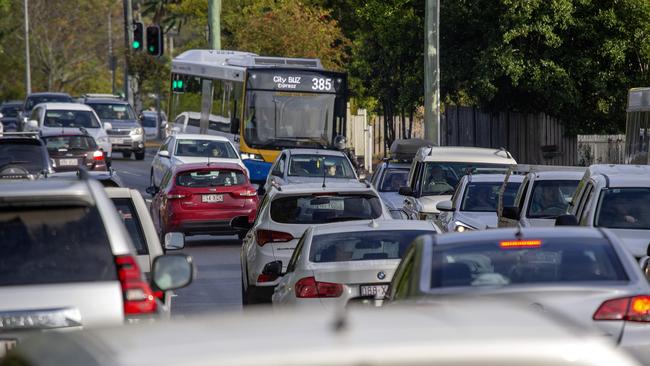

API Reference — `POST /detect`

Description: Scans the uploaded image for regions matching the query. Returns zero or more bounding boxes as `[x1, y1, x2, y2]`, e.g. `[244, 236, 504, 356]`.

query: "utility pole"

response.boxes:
[108, 11, 116, 96]
[122, 0, 133, 103]
[424, 0, 440, 145]
[208, 0, 221, 50]
[23, 0, 31, 95]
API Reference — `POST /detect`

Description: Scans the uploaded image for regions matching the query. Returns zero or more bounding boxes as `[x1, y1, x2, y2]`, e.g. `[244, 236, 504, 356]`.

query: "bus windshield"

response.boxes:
[244, 91, 337, 149]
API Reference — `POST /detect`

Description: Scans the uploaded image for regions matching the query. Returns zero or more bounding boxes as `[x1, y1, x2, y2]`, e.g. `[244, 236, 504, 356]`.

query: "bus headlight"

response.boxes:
[241, 153, 264, 161]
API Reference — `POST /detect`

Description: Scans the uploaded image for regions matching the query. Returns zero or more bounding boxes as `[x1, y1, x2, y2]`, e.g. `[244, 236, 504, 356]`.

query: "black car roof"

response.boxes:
[26, 92, 72, 98]
[1, 101, 23, 106]
[0, 137, 44, 146]
[84, 98, 129, 105]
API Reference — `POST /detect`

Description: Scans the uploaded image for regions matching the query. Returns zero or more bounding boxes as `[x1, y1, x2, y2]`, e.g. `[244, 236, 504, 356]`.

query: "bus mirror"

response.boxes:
[231, 117, 240, 134]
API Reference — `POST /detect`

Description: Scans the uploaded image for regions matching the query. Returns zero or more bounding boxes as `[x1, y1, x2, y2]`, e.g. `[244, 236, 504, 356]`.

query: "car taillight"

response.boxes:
[594, 296, 650, 322]
[92, 150, 104, 161]
[256, 229, 293, 246]
[233, 187, 258, 197]
[167, 190, 191, 199]
[114, 255, 157, 315]
[295, 277, 343, 298]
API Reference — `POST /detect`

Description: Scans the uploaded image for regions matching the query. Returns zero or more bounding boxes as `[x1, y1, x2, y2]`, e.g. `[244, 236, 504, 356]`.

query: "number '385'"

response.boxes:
[311, 78, 332, 91]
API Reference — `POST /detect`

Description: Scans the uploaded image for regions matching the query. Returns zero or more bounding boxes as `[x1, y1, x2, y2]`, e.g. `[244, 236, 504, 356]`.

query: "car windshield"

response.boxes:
[310, 230, 433, 263]
[379, 168, 409, 192]
[87, 103, 136, 121]
[288, 154, 355, 178]
[176, 169, 246, 187]
[422, 163, 509, 196]
[112, 198, 148, 255]
[0, 205, 117, 286]
[270, 194, 383, 224]
[596, 188, 650, 230]
[461, 181, 521, 212]
[43, 135, 97, 151]
[25, 95, 72, 111]
[430, 238, 628, 289]
[527, 180, 579, 218]
[0, 142, 45, 174]
[44, 110, 101, 129]
[1, 104, 21, 117]
[174, 139, 238, 159]
[244, 91, 336, 149]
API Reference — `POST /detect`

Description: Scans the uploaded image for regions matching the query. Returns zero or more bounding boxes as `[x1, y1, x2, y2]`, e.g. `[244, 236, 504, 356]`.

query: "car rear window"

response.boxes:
[379, 168, 409, 192]
[461, 181, 521, 212]
[1, 104, 20, 117]
[43, 135, 97, 151]
[270, 194, 383, 224]
[112, 198, 148, 255]
[44, 110, 101, 129]
[0, 141, 45, 175]
[0, 205, 117, 286]
[430, 238, 628, 289]
[174, 139, 238, 159]
[595, 188, 650, 230]
[176, 169, 246, 187]
[310, 230, 432, 263]
[288, 155, 355, 178]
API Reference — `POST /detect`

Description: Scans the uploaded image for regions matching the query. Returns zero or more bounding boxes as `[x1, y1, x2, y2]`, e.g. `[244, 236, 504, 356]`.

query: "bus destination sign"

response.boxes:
[247, 70, 345, 94]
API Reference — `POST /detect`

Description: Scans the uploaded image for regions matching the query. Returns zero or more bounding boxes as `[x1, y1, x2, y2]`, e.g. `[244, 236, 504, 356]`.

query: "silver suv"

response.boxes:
[0, 176, 193, 351]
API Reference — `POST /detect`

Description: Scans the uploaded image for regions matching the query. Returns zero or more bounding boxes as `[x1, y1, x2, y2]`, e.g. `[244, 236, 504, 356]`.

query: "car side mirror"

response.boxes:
[555, 214, 579, 226]
[262, 260, 283, 277]
[146, 186, 159, 195]
[103, 122, 112, 131]
[158, 150, 170, 158]
[358, 173, 367, 181]
[502, 206, 520, 221]
[398, 187, 413, 197]
[436, 200, 453, 212]
[231, 216, 254, 230]
[152, 254, 194, 292]
[639, 256, 650, 281]
[164, 232, 185, 250]
[27, 119, 38, 130]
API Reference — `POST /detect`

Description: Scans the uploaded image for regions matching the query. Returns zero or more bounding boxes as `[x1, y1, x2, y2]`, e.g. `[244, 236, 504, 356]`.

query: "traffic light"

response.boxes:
[132, 22, 144, 52]
[146, 25, 163, 57]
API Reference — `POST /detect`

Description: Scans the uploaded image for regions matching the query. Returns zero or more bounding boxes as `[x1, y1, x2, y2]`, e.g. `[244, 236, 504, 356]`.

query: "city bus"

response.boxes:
[625, 87, 650, 164]
[168, 50, 348, 185]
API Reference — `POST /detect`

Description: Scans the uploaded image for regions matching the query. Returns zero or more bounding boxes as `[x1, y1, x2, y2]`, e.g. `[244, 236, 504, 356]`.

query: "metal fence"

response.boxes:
[441, 105, 578, 165]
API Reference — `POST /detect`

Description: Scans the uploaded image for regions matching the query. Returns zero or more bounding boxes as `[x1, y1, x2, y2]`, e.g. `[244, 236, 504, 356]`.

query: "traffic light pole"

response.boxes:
[122, 0, 133, 104]
[424, 0, 440, 146]
[208, 0, 221, 50]
[23, 0, 31, 95]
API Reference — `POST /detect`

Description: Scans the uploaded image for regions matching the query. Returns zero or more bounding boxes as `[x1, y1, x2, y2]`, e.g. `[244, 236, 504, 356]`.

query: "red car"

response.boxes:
[149, 163, 259, 239]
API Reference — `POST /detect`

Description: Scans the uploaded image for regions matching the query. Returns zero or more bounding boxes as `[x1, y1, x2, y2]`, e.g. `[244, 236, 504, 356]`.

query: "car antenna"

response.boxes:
[321, 157, 327, 188]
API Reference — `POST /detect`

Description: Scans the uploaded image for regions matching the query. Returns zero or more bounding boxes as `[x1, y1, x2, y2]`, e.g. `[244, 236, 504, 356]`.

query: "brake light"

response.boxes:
[92, 150, 104, 161]
[233, 187, 258, 197]
[256, 229, 293, 246]
[594, 296, 650, 322]
[295, 277, 343, 298]
[167, 190, 191, 199]
[257, 273, 278, 283]
[499, 240, 542, 249]
[114, 255, 157, 315]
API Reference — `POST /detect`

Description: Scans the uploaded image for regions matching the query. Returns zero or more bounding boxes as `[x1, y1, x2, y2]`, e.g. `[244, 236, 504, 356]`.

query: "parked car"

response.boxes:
[0, 177, 194, 350]
[386, 227, 650, 359]
[22, 103, 112, 160]
[141, 110, 166, 140]
[148, 162, 259, 240]
[499, 165, 585, 228]
[171, 111, 239, 150]
[400, 146, 516, 221]
[264, 148, 358, 193]
[0, 133, 53, 180]
[1, 100, 23, 132]
[558, 164, 650, 259]
[40, 130, 107, 172]
[4, 301, 640, 366]
[84, 97, 145, 160]
[435, 173, 523, 232]
[19, 92, 73, 130]
[240, 182, 392, 304]
[150, 134, 244, 188]
[270, 219, 439, 308]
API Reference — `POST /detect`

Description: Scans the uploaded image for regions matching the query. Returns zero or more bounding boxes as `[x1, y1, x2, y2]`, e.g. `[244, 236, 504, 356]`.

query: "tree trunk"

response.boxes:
[401, 107, 406, 140]
[409, 108, 414, 139]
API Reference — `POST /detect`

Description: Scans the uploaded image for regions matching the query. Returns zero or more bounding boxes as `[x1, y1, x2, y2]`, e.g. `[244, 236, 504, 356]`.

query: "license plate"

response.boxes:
[59, 158, 78, 166]
[0, 339, 17, 358]
[359, 284, 389, 298]
[202, 194, 223, 203]
[110, 137, 122, 144]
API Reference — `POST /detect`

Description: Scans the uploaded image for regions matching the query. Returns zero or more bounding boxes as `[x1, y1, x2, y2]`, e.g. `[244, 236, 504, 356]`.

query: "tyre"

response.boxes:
[122, 151, 132, 159]
[135, 151, 145, 160]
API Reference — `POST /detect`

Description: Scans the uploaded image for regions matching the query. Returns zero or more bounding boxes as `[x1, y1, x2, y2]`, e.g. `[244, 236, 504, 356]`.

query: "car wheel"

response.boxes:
[122, 151, 132, 159]
[135, 151, 145, 160]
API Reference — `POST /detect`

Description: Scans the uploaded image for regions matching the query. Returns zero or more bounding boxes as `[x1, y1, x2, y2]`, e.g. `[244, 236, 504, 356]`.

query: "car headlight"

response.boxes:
[130, 127, 144, 135]
[454, 221, 475, 232]
[97, 136, 109, 144]
[241, 153, 264, 161]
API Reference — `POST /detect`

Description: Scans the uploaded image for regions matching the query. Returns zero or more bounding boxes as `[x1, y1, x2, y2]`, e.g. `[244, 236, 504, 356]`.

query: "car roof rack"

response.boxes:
[82, 93, 122, 100]
[389, 139, 431, 162]
[505, 164, 585, 176]
[0, 131, 40, 138]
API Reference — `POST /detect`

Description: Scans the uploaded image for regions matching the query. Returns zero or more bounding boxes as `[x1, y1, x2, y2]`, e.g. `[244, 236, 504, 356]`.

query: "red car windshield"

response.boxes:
[176, 170, 246, 188]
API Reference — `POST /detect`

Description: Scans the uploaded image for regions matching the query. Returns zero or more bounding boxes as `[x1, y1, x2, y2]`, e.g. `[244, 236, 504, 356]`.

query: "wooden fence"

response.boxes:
[577, 135, 626, 165]
[441, 106, 578, 165]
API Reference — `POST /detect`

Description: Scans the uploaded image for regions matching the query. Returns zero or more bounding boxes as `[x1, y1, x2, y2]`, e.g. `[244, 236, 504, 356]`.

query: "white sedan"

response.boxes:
[270, 219, 439, 309]
[150, 133, 245, 188]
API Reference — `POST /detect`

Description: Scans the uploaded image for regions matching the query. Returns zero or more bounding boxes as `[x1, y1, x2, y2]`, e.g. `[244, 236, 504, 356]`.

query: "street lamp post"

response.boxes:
[24, 0, 31, 95]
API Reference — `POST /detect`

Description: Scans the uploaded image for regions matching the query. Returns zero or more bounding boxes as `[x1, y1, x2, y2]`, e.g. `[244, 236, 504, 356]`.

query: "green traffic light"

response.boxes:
[172, 81, 177, 88]
[149, 46, 155, 53]
[178, 80, 183, 88]
[132, 41, 140, 49]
